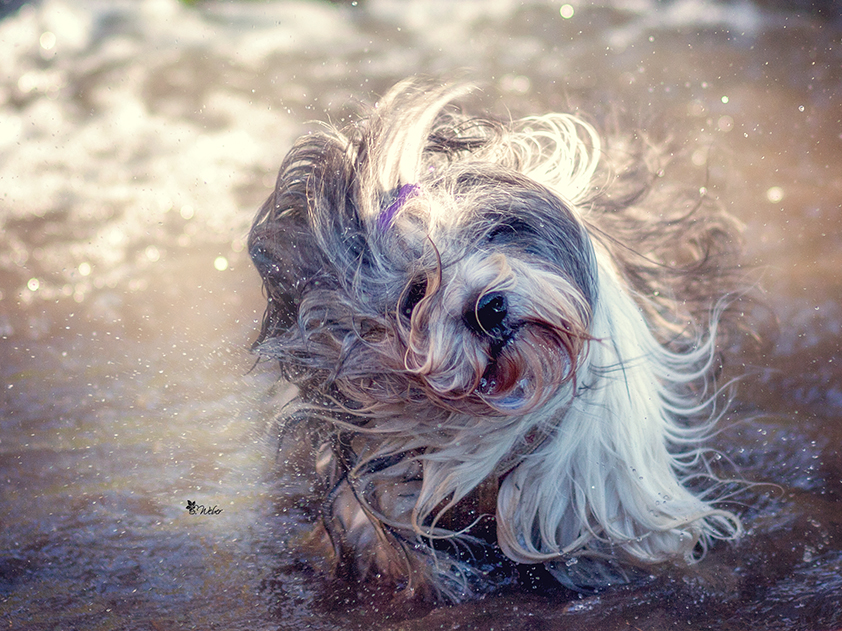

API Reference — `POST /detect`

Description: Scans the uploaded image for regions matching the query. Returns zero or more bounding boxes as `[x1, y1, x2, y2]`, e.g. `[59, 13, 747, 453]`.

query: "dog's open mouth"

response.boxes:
[474, 324, 576, 413]
[478, 376, 530, 410]
[476, 349, 533, 411]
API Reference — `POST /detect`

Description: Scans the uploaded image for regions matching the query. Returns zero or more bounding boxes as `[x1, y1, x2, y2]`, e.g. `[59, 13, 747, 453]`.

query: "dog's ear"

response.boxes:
[249, 173, 327, 345]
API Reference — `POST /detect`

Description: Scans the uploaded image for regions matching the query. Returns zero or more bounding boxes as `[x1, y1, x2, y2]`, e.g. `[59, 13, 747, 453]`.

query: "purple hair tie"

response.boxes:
[378, 183, 419, 231]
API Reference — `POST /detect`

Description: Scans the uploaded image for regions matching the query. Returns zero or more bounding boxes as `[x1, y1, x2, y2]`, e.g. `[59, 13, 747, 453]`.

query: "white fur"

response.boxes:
[497, 249, 740, 570]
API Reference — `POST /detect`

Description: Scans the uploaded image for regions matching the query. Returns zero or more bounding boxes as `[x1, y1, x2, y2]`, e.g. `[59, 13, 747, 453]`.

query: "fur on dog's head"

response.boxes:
[250, 79, 743, 600]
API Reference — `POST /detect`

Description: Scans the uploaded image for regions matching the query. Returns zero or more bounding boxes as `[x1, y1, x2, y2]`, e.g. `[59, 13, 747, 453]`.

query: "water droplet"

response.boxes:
[766, 186, 784, 203]
[40, 31, 56, 51]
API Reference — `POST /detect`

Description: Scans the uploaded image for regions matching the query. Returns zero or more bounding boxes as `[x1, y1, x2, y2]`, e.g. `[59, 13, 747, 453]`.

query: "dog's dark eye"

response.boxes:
[401, 279, 427, 318]
[465, 292, 508, 339]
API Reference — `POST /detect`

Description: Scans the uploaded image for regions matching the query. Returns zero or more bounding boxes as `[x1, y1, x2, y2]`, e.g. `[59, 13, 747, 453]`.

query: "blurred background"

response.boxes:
[0, 1, 840, 629]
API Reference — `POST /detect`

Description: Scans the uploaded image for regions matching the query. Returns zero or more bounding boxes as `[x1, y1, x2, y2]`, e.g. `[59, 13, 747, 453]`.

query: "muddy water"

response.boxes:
[1, 1, 840, 629]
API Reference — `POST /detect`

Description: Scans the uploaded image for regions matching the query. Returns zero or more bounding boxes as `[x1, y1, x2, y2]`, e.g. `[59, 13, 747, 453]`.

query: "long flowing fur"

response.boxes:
[249, 79, 743, 601]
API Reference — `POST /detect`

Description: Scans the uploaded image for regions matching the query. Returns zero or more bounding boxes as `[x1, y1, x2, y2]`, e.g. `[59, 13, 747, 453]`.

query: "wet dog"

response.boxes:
[249, 79, 743, 601]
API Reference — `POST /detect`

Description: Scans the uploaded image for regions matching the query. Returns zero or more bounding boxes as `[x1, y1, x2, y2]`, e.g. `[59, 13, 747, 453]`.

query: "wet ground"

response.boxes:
[1, 0, 841, 629]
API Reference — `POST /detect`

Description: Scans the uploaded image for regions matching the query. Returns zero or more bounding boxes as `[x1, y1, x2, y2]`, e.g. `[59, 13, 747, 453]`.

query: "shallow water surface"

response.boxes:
[1, 1, 841, 629]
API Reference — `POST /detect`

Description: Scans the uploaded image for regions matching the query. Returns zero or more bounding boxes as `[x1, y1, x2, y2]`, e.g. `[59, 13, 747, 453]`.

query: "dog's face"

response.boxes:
[373, 167, 597, 416]
[249, 144, 600, 423]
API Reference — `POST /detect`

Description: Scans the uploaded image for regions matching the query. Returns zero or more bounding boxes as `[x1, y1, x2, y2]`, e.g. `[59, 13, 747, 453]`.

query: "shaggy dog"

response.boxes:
[249, 79, 743, 601]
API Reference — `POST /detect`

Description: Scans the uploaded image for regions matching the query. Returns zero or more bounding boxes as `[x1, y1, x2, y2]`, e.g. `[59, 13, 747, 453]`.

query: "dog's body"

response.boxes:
[249, 80, 742, 601]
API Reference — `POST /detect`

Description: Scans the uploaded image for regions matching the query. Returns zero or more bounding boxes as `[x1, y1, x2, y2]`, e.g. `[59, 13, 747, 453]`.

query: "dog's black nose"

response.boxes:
[465, 293, 508, 339]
